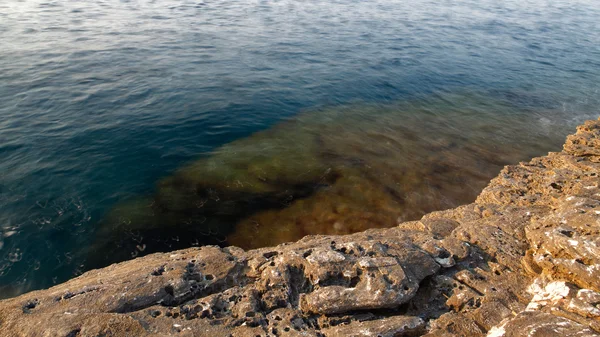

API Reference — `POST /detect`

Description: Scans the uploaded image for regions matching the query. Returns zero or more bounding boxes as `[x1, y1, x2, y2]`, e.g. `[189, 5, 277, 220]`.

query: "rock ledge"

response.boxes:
[2, 119, 600, 336]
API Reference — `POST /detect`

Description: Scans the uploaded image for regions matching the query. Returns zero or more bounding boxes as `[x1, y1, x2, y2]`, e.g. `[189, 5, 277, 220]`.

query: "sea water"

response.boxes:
[1, 0, 599, 298]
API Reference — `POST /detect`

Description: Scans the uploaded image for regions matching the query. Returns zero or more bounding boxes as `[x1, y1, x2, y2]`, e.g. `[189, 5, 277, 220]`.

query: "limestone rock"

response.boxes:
[3, 118, 600, 336]
[320, 316, 425, 337]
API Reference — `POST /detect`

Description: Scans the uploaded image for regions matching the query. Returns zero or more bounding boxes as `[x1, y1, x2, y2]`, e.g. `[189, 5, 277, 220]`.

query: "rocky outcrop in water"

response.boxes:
[1, 118, 600, 336]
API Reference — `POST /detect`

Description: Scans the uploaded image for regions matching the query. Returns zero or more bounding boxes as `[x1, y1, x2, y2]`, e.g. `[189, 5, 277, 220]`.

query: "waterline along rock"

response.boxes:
[2, 118, 600, 336]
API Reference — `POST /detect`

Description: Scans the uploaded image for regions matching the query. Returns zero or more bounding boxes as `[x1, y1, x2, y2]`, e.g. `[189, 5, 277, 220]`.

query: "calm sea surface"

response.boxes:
[1, 0, 599, 298]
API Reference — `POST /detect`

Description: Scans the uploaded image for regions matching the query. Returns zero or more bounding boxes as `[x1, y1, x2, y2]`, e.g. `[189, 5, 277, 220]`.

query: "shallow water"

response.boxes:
[91, 93, 571, 265]
[1, 0, 600, 298]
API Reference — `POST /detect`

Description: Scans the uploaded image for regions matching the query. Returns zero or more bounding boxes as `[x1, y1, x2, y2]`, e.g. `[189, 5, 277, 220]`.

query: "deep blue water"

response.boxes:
[1, 0, 600, 298]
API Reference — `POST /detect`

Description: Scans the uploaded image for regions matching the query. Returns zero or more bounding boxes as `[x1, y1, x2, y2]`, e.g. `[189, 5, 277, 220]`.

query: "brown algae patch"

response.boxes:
[90, 92, 569, 264]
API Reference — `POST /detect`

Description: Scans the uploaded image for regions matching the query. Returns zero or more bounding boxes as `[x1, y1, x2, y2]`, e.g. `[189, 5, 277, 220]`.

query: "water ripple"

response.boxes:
[0, 0, 599, 298]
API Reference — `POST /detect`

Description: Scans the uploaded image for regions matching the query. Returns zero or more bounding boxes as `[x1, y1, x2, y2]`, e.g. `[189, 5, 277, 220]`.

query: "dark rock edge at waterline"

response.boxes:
[2, 119, 600, 337]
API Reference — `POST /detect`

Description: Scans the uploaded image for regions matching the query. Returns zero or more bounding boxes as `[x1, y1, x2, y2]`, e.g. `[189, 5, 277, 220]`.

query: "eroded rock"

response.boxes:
[2, 118, 600, 336]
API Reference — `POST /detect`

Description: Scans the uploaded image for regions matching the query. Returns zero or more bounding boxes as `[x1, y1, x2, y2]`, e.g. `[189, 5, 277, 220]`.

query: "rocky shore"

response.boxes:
[2, 118, 600, 336]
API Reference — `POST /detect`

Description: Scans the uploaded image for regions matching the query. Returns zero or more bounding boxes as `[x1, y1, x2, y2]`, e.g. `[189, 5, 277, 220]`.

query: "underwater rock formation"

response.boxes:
[87, 94, 566, 268]
[1, 118, 599, 336]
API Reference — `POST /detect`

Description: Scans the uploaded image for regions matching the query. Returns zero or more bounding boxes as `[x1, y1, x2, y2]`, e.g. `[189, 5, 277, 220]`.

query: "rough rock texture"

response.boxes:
[2, 119, 600, 336]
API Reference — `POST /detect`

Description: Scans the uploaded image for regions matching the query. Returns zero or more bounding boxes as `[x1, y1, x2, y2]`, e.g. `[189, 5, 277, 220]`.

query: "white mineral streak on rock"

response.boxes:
[567, 288, 600, 318]
[434, 256, 455, 267]
[306, 249, 345, 264]
[486, 321, 507, 337]
[526, 279, 571, 311]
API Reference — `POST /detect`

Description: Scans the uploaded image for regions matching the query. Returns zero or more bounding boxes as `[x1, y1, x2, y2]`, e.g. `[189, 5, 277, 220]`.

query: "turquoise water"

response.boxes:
[1, 0, 599, 298]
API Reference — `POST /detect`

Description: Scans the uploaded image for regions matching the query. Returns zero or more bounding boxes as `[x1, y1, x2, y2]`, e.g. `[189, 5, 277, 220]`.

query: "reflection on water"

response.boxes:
[89, 92, 570, 266]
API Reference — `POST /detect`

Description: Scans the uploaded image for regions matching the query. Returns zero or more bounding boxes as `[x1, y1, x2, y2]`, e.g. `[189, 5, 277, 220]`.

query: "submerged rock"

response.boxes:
[0, 117, 598, 336]
[87, 93, 567, 268]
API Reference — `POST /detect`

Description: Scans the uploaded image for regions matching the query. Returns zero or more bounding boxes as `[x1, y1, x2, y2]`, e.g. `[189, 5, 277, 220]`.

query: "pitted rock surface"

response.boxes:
[3, 119, 600, 336]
